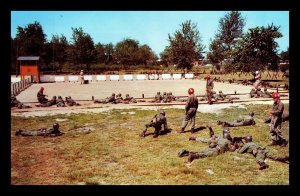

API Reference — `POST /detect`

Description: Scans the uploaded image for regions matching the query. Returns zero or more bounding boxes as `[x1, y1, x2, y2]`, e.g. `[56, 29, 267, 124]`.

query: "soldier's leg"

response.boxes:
[265, 151, 289, 163]
[15, 130, 40, 136]
[180, 111, 192, 132]
[255, 150, 269, 170]
[153, 126, 161, 138]
[141, 122, 153, 137]
[264, 116, 271, 123]
[190, 110, 196, 133]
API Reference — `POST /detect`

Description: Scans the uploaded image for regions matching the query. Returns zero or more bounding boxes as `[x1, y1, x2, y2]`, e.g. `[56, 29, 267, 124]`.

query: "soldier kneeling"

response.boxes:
[140, 111, 168, 138]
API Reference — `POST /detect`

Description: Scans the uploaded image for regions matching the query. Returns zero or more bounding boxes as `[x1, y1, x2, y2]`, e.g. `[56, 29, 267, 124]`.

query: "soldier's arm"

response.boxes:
[272, 103, 284, 116]
[164, 120, 168, 130]
[185, 96, 191, 111]
[237, 143, 248, 154]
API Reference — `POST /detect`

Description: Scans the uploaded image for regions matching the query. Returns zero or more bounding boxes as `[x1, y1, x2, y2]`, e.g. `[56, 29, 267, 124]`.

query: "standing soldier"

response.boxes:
[237, 136, 289, 170]
[269, 92, 288, 146]
[80, 70, 84, 84]
[37, 87, 48, 104]
[140, 111, 168, 138]
[178, 88, 198, 134]
[205, 75, 214, 104]
[254, 70, 262, 90]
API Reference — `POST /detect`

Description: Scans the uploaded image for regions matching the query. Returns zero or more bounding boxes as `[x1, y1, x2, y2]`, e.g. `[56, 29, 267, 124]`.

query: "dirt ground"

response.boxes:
[12, 79, 289, 117]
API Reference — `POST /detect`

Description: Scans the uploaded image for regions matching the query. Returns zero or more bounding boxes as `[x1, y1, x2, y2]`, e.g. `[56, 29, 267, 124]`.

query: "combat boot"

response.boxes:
[140, 130, 146, 137]
[269, 140, 279, 146]
[276, 156, 289, 163]
[153, 132, 159, 138]
[189, 136, 197, 141]
[259, 162, 269, 170]
[178, 149, 189, 157]
[177, 128, 185, 133]
[280, 140, 288, 147]
[188, 152, 200, 163]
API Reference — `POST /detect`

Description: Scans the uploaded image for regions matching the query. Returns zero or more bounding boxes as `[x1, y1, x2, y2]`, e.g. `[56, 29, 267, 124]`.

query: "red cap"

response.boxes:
[188, 88, 194, 94]
[272, 92, 280, 98]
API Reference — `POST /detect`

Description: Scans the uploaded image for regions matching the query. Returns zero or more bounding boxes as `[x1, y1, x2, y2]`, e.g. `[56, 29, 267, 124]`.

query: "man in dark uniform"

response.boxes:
[269, 92, 288, 146]
[217, 112, 256, 127]
[115, 93, 124, 103]
[250, 88, 258, 98]
[123, 94, 137, 103]
[11, 95, 32, 109]
[66, 96, 81, 106]
[205, 75, 214, 104]
[37, 87, 48, 104]
[178, 132, 235, 163]
[94, 93, 116, 104]
[261, 88, 272, 98]
[178, 88, 198, 133]
[140, 111, 168, 138]
[56, 96, 66, 107]
[237, 135, 289, 170]
[15, 123, 63, 137]
[36, 96, 57, 107]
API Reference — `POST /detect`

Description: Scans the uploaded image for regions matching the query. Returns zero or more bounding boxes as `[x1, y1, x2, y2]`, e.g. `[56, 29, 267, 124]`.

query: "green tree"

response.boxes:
[104, 43, 114, 64]
[159, 46, 172, 66]
[51, 34, 69, 72]
[280, 47, 289, 61]
[136, 44, 157, 65]
[207, 11, 245, 64]
[70, 27, 96, 70]
[168, 20, 204, 70]
[95, 43, 106, 64]
[15, 21, 46, 56]
[114, 38, 139, 66]
[230, 24, 283, 73]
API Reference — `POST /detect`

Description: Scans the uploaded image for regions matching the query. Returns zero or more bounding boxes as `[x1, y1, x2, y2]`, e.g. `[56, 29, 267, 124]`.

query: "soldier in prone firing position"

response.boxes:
[15, 123, 64, 137]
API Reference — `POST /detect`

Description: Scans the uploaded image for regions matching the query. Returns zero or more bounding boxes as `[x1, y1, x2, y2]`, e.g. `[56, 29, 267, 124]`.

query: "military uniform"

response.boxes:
[270, 100, 287, 145]
[141, 112, 168, 138]
[180, 93, 198, 133]
[265, 112, 289, 123]
[11, 96, 31, 109]
[37, 89, 48, 103]
[56, 96, 66, 107]
[66, 96, 80, 106]
[238, 141, 288, 169]
[115, 93, 123, 103]
[261, 89, 272, 98]
[218, 113, 255, 127]
[254, 72, 262, 89]
[184, 137, 233, 163]
[123, 94, 137, 103]
[94, 94, 116, 104]
[15, 124, 63, 137]
[206, 78, 214, 104]
[250, 88, 258, 98]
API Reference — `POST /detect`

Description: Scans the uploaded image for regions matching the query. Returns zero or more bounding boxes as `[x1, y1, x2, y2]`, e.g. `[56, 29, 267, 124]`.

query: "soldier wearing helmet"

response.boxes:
[56, 96, 66, 107]
[268, 92, 288, 147]
[37, 87, 48, 104]
[140, 111, 168, 138]
[178, 88, 198, 134]
[66, 96, 81, 106]
[205, 75, 214, 104]
[15, 123, 63, 137]
[217, 112, 256, 127]
[237, 135, 289, 170]
[179, 126, 236, 163]
[123, 94, 137, 103]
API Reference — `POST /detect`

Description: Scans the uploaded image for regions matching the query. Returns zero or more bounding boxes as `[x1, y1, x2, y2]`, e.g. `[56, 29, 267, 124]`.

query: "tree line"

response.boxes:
[11, 11, 289, 74]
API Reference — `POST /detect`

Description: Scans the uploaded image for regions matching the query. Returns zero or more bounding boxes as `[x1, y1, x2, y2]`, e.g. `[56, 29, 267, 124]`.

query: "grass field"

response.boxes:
[11, 104, 289, 185]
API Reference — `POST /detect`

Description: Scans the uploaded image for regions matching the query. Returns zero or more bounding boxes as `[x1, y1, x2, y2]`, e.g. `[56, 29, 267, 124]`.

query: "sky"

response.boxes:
[11, 11, 289, 57]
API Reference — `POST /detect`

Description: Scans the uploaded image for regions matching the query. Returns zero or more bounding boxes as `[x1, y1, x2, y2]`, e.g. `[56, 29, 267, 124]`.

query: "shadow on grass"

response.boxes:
[178, 126, 207, 134]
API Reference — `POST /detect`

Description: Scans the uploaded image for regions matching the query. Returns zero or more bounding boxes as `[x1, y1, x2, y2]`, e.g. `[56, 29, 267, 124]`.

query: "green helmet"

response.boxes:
[53, 123, 59, 130]
[244, 136, 252, 143]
